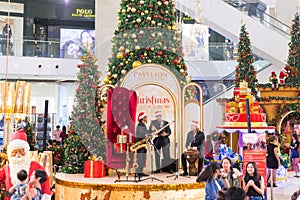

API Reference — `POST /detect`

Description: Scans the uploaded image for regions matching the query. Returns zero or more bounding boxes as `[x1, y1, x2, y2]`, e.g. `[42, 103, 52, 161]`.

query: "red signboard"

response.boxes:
[243, 149, 267, 187]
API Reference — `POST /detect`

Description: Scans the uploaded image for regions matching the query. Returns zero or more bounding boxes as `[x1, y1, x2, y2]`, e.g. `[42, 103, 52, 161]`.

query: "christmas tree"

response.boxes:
[286, 13, 300, 84]
[235, 24, 257, 96]
[62, 50, 106, 173]
[61, 124, 89, 173]
[105, 0, 188, 85]
[24, 120, 36, 151]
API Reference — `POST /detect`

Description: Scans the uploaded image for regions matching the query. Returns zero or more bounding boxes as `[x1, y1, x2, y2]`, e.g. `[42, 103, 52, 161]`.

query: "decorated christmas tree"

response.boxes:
[105, 0, 188, 85]
[235, 24, 257, 96]
[285, 13, 300, 84]
[61, 124, 89, 173]
[24, 119, 36, 151]
[62, 50, 106, 173]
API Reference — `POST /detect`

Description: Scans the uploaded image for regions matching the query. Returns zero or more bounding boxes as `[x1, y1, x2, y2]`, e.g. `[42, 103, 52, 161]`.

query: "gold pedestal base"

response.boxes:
[55, 173, 205, 200]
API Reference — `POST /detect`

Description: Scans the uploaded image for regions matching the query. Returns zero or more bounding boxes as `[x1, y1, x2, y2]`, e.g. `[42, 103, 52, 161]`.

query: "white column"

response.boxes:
[276, 0, 300, 27]
[95, 0, 119, 80]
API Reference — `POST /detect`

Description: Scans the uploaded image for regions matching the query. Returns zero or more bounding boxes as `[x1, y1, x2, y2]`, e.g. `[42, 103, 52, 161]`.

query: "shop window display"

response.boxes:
[0, 22, 14, 56]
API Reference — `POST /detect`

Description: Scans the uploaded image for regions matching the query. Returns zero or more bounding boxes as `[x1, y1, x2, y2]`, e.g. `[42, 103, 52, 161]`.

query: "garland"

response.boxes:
[256, 96, 300, 102]
[257, 83, 300, 89]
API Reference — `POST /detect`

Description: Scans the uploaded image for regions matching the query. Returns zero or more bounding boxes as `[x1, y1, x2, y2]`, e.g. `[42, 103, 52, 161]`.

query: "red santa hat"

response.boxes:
[138, 112, 147, 120]
[8, 129, 30, 153]
[281, 67, 287, 73]
[154, 111, 163, 117]
[191, 120, 199, 127]
[271, 71, 276, 76]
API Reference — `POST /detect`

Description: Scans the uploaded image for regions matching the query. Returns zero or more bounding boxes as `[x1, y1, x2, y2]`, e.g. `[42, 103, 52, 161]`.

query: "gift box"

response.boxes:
[84, 159, 106, 178]
[227, 102, 238, 113]
[114, 143, 127, 154]
[121, 126, 134, 143]
[238, 102, 246, 113]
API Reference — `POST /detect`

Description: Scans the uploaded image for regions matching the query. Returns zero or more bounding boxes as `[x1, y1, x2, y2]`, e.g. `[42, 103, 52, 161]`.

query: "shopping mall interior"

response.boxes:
[1, 0, 300, 199]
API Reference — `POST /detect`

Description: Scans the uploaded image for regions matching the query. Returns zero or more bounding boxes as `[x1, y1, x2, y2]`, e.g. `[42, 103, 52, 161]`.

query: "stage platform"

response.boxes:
[55, 172, 205, 200]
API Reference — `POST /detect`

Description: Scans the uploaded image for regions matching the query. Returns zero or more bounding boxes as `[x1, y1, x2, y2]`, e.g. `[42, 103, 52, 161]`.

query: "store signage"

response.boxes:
[71, 8, 95, 18]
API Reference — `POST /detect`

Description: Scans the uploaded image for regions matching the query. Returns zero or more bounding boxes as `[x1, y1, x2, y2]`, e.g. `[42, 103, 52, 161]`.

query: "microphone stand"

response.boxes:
[166, 142, 190, 180]
[138, 138, 163, 183]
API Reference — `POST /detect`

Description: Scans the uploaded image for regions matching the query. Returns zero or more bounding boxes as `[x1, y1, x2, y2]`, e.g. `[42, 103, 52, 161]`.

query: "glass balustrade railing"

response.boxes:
[0, 36, 240, 62]
[223, 0, 290, 38]
[197, 59, 271, 104]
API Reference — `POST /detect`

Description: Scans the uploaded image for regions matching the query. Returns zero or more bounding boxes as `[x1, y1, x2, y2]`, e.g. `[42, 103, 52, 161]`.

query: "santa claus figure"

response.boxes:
[279, 67, 288, 84]
[0, 129, 52, 200]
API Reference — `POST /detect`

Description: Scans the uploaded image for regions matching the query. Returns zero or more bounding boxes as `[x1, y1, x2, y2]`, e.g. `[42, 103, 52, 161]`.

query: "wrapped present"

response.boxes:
[121, 125, 134, 144]
[227, 102, 238, 113]
[114, 143, 127, 154]
[238, 102, 246, 113]
[239, 80, 248, 89]
[233, 87, 240, 96]
[251, 102, 260, 114]
[84, 155, 106, 178]
[246, 95, 254, 103]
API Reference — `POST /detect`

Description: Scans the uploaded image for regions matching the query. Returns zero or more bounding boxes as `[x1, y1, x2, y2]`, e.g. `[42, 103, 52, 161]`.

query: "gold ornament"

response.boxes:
[131, 8, 136, 13]
[117, 52, 124, 59]
[121, 69, 127, 75]
[145, 10, 149, 14]
[136, 18, 142, 23]
[104, 77, 110, 84]
[132, 61, 142, 68]
[119, 46, 125, 51]
[107, 71, 111, 76]
[112, 74, 118, 79]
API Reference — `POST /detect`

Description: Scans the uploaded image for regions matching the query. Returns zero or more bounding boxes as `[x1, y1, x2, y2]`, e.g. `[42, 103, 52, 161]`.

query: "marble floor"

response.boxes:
[267, 171, 300, 200]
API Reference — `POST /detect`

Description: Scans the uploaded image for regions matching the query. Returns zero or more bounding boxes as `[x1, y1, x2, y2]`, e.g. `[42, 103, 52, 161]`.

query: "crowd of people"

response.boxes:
[48, 125, 68, 148]
[195, 130, 300, 200]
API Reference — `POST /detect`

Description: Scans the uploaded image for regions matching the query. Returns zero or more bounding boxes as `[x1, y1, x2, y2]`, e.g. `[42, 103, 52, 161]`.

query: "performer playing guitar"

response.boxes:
[149, 111, 173, 174]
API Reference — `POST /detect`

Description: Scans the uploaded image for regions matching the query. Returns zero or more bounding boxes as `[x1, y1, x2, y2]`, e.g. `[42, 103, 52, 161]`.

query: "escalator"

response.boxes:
[174, 0, 290, 68]
[197, 59, 273, 134]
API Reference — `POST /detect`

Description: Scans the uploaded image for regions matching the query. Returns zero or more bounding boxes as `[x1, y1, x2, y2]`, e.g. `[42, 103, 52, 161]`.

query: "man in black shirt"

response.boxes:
[135, 112, 150, 177]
